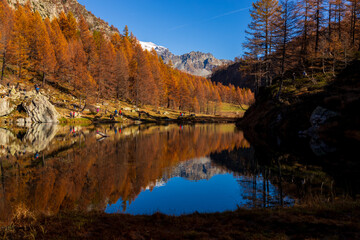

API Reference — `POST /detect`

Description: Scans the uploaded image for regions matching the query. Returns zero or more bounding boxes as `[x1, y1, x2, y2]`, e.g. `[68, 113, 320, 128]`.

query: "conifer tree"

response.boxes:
[8, 5, 31, 79]
[78, 15, 97, 71]
[0, 0, 13, 81]
[274, 0, 298, 97]
[31, 13, 56, 84]
[123, 25, 129, 38]
[348, 0, 359, 48]
[132, 44, 158, 106]
[68, 39, 87, 90]
[92, 31, 115, 100]
[48, 18, 70, 83]
[313, 0, 325, 56]
[59, 11, 78, 40]
[298, 0, 315, 65]
[244, 0, 281, 86]
[114, 47, 129, 100]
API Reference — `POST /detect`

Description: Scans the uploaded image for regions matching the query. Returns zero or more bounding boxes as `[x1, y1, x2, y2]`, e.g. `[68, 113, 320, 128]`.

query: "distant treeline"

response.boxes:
[0, 1, 254, 113]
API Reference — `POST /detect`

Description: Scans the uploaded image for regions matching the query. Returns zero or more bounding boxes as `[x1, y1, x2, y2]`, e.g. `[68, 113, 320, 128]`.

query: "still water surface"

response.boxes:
[0, 123, 352, 224]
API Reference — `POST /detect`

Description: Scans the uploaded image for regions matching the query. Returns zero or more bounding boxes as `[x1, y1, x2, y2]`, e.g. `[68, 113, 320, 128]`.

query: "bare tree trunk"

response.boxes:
[351, 1, 357, 46]
[337, 2, 342, 40]
[301, 1, 309, 66]
[276, 1, 288, 100]
[42, 72, 46, 86]
[314, 0, 321, 56]
[277, 158, 284, 206]
[0, 52, 5, 82]
[328, 2, 332, 52]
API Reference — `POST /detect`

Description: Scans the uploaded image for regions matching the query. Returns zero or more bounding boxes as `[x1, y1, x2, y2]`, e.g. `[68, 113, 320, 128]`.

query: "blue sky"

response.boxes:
[77, 0, 254, 60]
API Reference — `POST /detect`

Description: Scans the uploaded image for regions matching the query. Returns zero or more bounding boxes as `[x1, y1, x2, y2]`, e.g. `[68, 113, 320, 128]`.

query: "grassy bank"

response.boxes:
[1, 81, 247, 126]
[2, 201, 359, 239]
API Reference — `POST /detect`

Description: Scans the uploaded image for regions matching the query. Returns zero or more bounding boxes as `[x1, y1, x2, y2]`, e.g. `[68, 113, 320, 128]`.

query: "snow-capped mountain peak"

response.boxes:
[139, 41, 230, 77]
[139, 41, 168, 53]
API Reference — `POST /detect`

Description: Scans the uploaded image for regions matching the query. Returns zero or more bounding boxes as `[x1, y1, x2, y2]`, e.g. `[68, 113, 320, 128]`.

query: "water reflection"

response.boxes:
[105, 154, 294, 215]
[0, 124, 58, 157]
[0, 123, 352, 225]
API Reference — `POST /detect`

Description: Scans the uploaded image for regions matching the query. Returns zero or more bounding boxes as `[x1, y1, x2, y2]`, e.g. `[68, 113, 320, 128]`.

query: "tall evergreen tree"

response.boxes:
[59, 11, 77, 40]
[0, 0, 13, 81]
[244, 0, 281, 86]
[31, 13, 56, 84]
[274, 0, 299, 97]
[8, 5, 31, 79]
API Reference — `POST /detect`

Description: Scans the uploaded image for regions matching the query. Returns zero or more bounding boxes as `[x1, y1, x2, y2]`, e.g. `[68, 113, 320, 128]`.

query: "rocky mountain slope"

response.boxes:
[6, 0, 119, 34]
[140, 41, 231, 77]
[6, 0, 229, 78]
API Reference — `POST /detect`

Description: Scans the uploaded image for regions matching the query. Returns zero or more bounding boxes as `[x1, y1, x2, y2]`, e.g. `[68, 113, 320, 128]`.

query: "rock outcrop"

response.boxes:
[298, 106, 340, 156]
[299, 106, 340, 137]
[22, 95, 60, 123]
[310, 106, 340, 130]
[6, 0, 118, 35]
[0, 84, 60, 124]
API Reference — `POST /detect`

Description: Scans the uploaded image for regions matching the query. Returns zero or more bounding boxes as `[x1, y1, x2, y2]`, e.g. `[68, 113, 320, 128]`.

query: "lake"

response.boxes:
[0, 123, 355, 225]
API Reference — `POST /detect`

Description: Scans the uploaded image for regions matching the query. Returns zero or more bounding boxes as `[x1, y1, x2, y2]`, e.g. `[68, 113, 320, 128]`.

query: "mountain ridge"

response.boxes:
[6, 0, 119, 35]
[6, 0, 229, 78]
[140, 41, 231, 77]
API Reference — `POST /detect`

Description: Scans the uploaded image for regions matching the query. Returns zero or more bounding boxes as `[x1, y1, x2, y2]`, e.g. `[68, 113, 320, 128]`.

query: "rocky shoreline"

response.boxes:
[0, 84, 240, 126]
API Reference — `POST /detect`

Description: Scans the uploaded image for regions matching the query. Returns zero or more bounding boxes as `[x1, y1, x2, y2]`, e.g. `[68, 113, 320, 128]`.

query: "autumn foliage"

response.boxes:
[0, 124, 250, 225]
[244, 0, 360, 93]
[0, 1, 254, 113]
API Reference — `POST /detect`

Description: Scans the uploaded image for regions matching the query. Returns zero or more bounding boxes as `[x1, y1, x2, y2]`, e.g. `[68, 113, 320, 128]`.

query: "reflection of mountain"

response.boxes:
[164, 157, 228, 181]
[0, 124, 250, 225]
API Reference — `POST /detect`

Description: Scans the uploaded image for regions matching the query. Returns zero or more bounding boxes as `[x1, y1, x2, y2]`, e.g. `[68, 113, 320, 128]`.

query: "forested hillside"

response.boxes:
[0, 0, 254, 114]
[245, 0, 359, 91]
[212, 0, 359, 94]
[237, 0, 360, 154]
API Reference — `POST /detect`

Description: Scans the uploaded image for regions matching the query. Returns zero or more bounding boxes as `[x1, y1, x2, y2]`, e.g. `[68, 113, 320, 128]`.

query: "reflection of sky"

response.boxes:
[105, 174, 294, 216]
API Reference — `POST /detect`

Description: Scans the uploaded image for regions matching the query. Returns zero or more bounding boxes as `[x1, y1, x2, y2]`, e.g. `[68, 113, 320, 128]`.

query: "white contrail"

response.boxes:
[207, 7, 251, 21]
[169, 7, 250, 31]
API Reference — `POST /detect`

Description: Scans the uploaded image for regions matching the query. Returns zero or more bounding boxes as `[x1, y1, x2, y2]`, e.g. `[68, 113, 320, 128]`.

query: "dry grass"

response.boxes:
[11, 204, 37, 228]
[1, 201, 359, 239]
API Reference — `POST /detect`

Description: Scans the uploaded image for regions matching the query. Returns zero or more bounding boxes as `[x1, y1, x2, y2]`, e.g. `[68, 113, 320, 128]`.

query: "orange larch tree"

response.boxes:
[132, 44, 159, 106]
[48, 18, 71, 84]
[8, 5, 31, 80]
[58, 11, 78, 40]
[0, 0, 14, 81]
[31, 13, 56, 85]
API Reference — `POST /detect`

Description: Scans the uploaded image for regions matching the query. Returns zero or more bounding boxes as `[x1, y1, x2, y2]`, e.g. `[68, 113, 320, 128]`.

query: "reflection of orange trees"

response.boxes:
[0, 124, 249, 225]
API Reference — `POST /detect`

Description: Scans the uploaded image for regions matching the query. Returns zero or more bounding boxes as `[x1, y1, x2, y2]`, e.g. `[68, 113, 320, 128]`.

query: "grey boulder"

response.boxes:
[22, 95, 59, 123]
